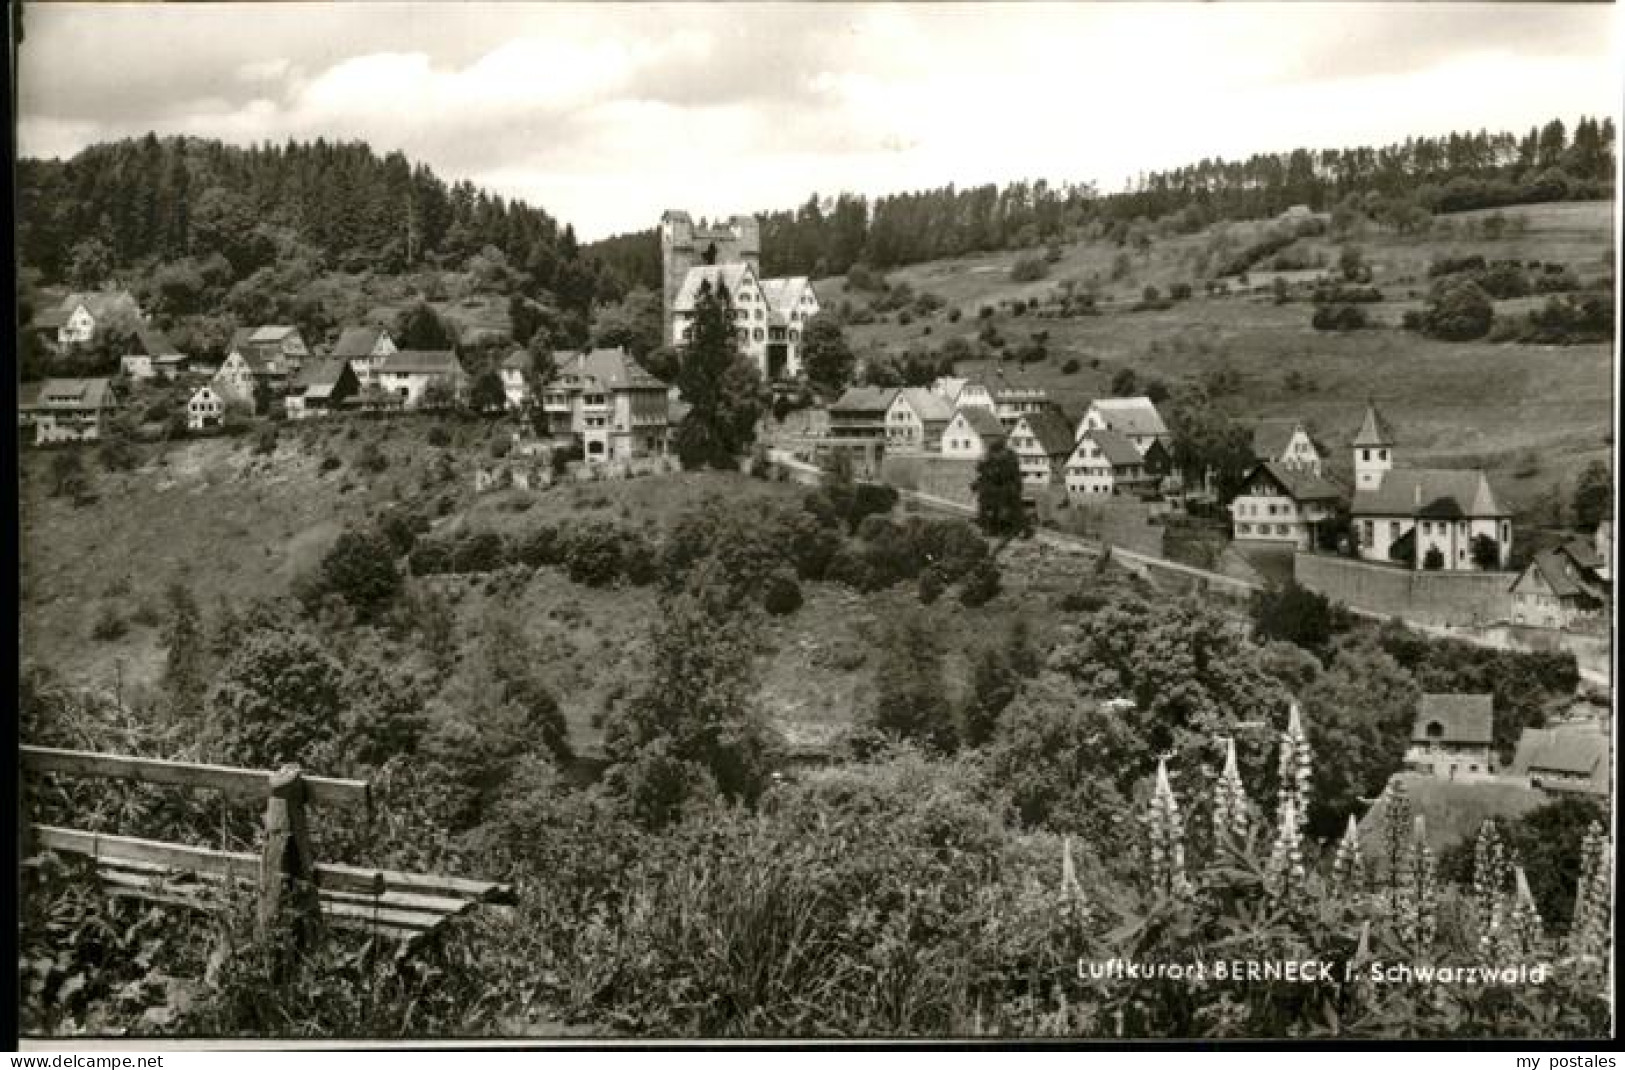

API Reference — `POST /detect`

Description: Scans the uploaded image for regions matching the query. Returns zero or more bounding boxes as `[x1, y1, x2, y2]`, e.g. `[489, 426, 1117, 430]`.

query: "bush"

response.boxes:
[917, 566, 946, 604]
[90, 603, 127, 642]
[958, 559, 1001, 607]
[1311, 304, 1371, 331]
[1009, 255, 1048, 283]
[762, 569, 803, 616]
[1060, 358, 1080, 375]
[451, 531, 510, 574]
[316, 529, 403, 618]
[561, 522, 624, 587]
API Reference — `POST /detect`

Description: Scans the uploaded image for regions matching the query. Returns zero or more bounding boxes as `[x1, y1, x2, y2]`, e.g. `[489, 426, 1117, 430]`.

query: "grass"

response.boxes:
[816, 200, 1614, 525]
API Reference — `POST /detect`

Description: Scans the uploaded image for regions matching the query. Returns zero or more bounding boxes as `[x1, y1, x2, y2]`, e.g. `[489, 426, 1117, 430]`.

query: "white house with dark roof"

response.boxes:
[1009, 409, 1075, 485]
[1230, 460, 1345, 550]
[22, 378, 120, 444]
[1348, 403, 1511, 570]
[670, 261, 819, 382]
[1066, 427, 1159, 500]
[828, 387, 899, 440]
[933, 376, 997, 414]
[885, 388, 954, 451]
[375, 350, 468, 409]
[500, 349, 540, 409]
[1075, 396, 1170, 456]
[230, 325, 309, 376]
[1405, 693, 1494, 780]
[940, 406, 1007, 460]
[330, 325, 396, 386]
[542, 347, 670, 461]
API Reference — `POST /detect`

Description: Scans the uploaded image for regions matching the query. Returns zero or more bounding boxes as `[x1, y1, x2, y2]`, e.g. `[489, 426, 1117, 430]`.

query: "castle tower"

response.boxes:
[660, 210, 761, 339]
[1352, 400, 1396, 491]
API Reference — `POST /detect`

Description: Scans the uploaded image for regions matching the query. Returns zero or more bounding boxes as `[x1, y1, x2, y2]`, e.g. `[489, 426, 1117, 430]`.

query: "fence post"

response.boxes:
[257, 764, 321, 948]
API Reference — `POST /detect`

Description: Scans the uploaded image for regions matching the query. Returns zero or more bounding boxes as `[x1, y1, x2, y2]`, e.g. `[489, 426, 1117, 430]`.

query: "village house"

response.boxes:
[284, 358, 360, 421]
[1508, 537, 1610, 629]
[34, 290, 143, 347]
[21, 378, 120, 444]
[500, 349, 539, 409]
[1250, 417, 1325, 475]
[1509, 724, 1610, 798]
[984, 370, 1050, 429]
[1065, 427, 1160, 500]
[1230, 461, 1345, 550]
[661, 211, 819, 382]
[541, 347, 670, 462]
[1008, 409, 1076, 486]
[940, 406, 1007, 460]
[212, 347, 282, 409]
[1074, 396, 1171, 457]
[1405, 693, 1494, 780]
[119, 326, 185, 381]
[186, 385, 225, 432]
[885, 388, 955, 451]
[1348, 403, 1512, 571]
[329, 325, 397, 387]
[229, 325, 309, 376]
[828, 387, 899, 440]
[375, 350, 468, 409]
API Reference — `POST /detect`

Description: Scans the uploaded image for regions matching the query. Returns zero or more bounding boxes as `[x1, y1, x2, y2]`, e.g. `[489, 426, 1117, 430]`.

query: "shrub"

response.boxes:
[561, 522, 625, 587]
[451, 531, 510, 573]
[319, 454, 342, 473]
[1009, 255, 1048, 283]
[917, 566, 946, 604]
[426, 425, 451, 448]
[90, 603, 127, 642]
[316, 529, 403, 618]
[1311, 304, 1371, 331]
[1060, 358, 1080, 375]
[253, 424, 278, 456]
[762, 569, 803, 616]
[958, 559, 1001, 607]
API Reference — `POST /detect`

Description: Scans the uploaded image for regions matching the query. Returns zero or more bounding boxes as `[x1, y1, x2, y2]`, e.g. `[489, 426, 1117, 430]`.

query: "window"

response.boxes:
[1379, 449, 1388, 461]
[753, 328, 764, 341]
[1362, 449, 1370, 462]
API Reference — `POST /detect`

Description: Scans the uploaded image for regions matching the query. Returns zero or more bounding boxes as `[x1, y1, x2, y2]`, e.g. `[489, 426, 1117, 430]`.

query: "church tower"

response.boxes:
[1352, 400, 1395, 491]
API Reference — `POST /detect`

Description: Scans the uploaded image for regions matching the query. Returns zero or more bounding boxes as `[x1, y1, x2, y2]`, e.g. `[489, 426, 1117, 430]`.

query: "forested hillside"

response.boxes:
[592, 115, 1617, 285]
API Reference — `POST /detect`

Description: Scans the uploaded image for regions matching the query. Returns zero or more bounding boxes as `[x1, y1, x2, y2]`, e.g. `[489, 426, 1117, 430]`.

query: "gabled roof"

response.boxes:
[33, 309, 70, 330]
[1017, 409, 1076, 457]
[1074, 426, 1145, 467]
[378, 350, 465, 377]
[758, 276, 812, 314]
[501, 349, 536, 373]
[1558, 537, 1603, 571]
[931, 376, 968, 402]
[1352, 402, 1397, 447]
[673, 264, 755, 310]
[951, 406, 1006, 442]
[129, 325, 181, 358]
[25, 377, 117, 412]
[1520, 547, 1608, 603]
[1510, 725, 1609, 787]
[1251, 418, 1325, 462]
[830, 387, 900, 414]
[1247, 460, 1345, 503]
[983, 366, 1047, 400]
[552, 347, 663, 391]
[1352, 468, 1508, 518]
[289, 358, 354, 398]
[893, 387, 954, 424]
[1087, 396, 1168, 437]
[331, 326, 391, 359]
[249, 325, 298, 344]
[1412, 693, 1493, 745]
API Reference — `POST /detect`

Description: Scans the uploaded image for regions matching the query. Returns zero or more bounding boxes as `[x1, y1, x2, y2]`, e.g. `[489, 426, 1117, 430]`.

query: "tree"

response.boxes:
[1249, 580, 1345, 653]
[210, 622, 346, 768]
[591, 287, 663, 359]
[604, 588, 776, 826]
[1300, 639, 1421, 835]
[1571, 460, 1612, 532]
[48, 450, 89, 501]
[395, 300, 459, 351]
[317, 529, 402, 620]
[162, 582, 207, 718]
[67, 238, 113, 289]
[870, 611, 956, 753]
[673, 281, 764, 469]
[799, 313, 856, 396]
[1423, 545, 1445, 571]
[972, 444, 1028, 537]
[1470, 534, 1502, 572]
[469, 369, 506, 414]
[1110, 367, 1139, 397]
[1338, 244, 1368, 283]
[1419, 278, 1493, 341]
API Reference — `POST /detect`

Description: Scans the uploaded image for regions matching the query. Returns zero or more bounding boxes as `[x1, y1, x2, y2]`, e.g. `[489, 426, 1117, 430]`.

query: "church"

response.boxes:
[660, 210, 820, 382]
[1349, 402, 1513, 571]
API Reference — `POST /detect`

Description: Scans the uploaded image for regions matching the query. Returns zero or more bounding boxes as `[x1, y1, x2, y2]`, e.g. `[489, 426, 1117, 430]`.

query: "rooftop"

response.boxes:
[1352, 468, 1508, 518]
[1087, 396, 1168, 437]
[1412, 693, 1494, 745]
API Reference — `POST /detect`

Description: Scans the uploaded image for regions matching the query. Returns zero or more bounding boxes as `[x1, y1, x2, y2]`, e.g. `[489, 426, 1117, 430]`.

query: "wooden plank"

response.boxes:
[21, 746, 371, 811]
[320, 886, 472, 916]
[319, 899, 446, 931]
[33, 826, 261, 882]
[339, 863, 512, 904]
[87, 851, 384, 899]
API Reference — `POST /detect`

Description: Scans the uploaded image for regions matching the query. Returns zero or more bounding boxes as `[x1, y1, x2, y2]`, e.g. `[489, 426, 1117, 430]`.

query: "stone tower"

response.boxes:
[660, 210, 760, 329]
[1352, 400, 1395, 492]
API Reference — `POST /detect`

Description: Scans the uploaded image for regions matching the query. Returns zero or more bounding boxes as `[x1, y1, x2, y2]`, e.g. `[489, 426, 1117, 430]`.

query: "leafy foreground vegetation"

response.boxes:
[19, 540, 1609, 1038]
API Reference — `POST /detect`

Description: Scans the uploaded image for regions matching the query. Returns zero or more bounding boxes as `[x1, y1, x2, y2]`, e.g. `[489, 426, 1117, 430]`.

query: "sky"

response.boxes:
[16, 2, 1622, 241]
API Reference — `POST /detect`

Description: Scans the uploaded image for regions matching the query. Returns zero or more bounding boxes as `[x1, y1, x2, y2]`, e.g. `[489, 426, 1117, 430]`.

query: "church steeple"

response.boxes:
[1352, 399, 1395, 492]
